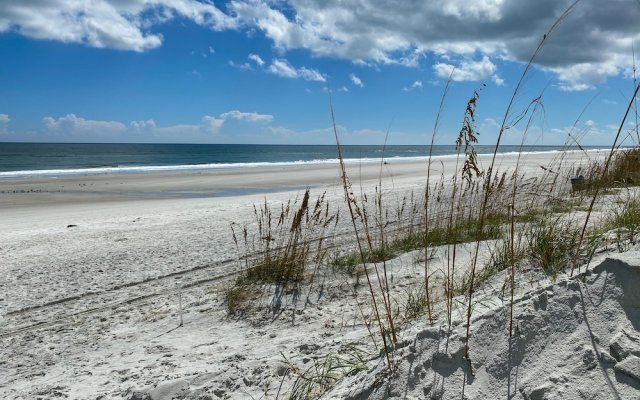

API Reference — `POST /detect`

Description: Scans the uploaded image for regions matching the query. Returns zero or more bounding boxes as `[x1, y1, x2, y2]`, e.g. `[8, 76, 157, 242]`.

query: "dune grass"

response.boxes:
[221, 2, 640, 394]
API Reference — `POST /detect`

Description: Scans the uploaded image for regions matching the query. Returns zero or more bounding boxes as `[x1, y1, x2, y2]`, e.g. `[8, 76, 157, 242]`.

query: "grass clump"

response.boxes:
[223, 280, 258, 316]
[285, 347, 368, 400]
[604, 196, 640, 250]
[608, 197, 640, 233]
[404, 286, 430, 321]
[228, 189, 338, 315]
[238, 189, 329, 286]
[330, 251, 362, 276]
[527, 217, 582, 278]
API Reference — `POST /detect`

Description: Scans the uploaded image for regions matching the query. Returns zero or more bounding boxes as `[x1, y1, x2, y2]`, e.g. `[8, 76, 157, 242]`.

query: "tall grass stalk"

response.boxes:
[445, 87, 483, 329]
[329, 96, 393, 369]
[508, 97, 544, 336]
[463, 2, 578, 363]
[424, 72, 453, 325]
[632, 42, 639, 145]
[374, 124, 399, 345]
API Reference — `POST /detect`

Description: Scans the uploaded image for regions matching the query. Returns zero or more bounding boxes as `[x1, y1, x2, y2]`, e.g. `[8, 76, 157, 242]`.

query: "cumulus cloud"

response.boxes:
[267, 59, 326, 81]
[31, 111, 411, 144]
[39, 110, 273, 142]
[201, 116, 225, 133]
[228, 0, 640, 90]
[549, 62, 619, 91]
[403, 80, 423, 91]
[234, 55, 326, 82]
[229, 60, 252, 70]
[43, 114, 128, 136]
[349, 73, 364, 87]
[267, 59, 297, 78]
[2, 1, 639, 89]
[433, 56, 499, 83]
[248, 53, 265, 66]
[0, 0, 235, 52]
[220, 110, 273, 123]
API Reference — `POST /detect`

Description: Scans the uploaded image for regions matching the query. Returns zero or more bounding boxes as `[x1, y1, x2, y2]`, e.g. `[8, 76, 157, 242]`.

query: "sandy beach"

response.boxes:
[0, 151, 595, 313]
[2, 149, 639, 399]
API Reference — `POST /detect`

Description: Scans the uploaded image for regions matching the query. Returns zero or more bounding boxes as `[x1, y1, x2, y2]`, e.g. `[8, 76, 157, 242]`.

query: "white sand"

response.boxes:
[3, 149, 634, 399]
[327, 251, 640, 399]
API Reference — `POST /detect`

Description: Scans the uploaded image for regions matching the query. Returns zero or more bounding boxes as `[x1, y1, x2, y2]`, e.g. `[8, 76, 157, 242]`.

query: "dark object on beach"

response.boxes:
[571, 175, 585, 192]
[66, 224, 78, 228]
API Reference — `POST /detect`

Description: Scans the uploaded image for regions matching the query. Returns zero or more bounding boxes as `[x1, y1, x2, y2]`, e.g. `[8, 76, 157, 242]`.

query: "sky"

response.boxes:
[0, 0, 639, 146]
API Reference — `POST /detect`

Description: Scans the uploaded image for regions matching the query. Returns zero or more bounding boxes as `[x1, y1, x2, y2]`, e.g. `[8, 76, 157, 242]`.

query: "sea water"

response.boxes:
[0, 143, 602, 178]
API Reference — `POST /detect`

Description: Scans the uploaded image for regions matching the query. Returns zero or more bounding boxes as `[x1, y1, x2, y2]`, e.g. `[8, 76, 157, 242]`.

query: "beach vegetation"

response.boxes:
[223, 280, 258, 316]
[604, 194, 640, 251]
[219, 2, 640, 394]
[403, 285, 430, 321]
[576, 148, 640, 193]
[284, 347, 369, 400]
[526, 217, 582, 278]
[228, 189, 339, 316]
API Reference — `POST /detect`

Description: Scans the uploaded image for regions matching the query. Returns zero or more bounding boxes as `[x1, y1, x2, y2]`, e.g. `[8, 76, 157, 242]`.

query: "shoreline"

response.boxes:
[0, 149, 604, 209]
[0, 147, 609, 179]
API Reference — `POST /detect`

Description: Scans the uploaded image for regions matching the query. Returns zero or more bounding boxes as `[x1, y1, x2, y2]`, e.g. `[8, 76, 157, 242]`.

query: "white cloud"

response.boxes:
[3, 1, 639, 90]
[349, 73, 364, 87]
[0, 0, 235, 52]
[248, 53, 265, 66]
[201, 116, 225, 134]
[220, 110, 274, 123]
[229, 60, 252, 70]
[403, 80, 423, 91]
[228, 0, 640, 91]
[298, 67, 325, 82]
[31, 111, 414, 144]
[268, 59, 298, 78]
[208, 46, 215, 54]
[43, 114, 128, 136]
[38, 110, 274, 141]
[267, 59, 326, 82]
[549, 62, 619, 91]
[433, 56, 497, 82]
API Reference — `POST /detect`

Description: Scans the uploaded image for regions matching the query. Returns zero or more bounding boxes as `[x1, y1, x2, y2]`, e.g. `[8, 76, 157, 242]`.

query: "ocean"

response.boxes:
[0, 143, 598, 178]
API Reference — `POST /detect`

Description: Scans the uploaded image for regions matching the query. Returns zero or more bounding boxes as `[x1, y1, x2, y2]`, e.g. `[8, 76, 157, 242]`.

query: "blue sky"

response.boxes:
[0, 0, 639, 146]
